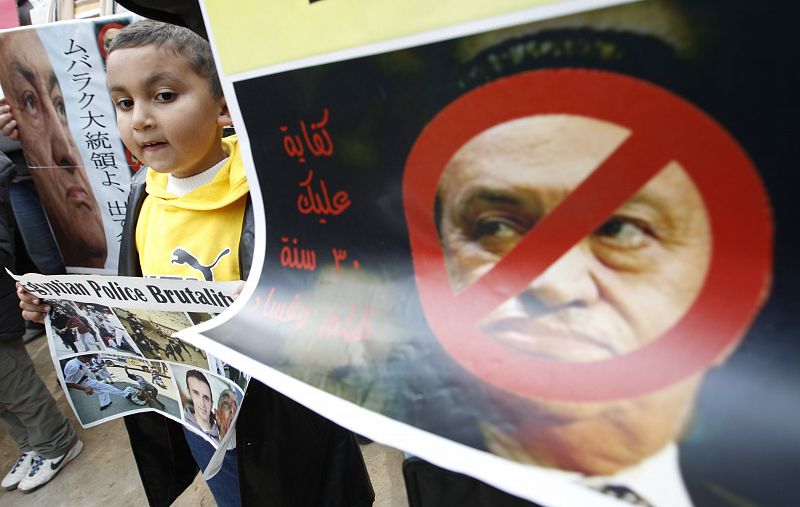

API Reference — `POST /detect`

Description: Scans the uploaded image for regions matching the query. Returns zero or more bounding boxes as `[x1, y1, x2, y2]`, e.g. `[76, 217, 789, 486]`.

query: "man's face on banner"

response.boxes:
[187, 375, 213, 429]
[216, 391, 238, 434]
[437, 114, 713, 473]
[0, 30, 107, 269]
[439, 114, 711, 361]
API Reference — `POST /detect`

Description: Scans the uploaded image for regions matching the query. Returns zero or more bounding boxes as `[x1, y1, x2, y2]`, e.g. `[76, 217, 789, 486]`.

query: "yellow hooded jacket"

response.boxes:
[135, 136, 249, 282]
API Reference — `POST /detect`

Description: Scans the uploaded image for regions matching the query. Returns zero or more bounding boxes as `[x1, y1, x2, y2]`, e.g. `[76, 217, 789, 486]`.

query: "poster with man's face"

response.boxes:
[0, 17, 133, 273]
[184, 1, 799, 505]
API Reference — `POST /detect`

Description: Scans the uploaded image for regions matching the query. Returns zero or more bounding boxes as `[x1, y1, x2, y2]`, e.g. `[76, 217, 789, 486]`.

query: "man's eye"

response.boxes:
[155, 91, 176, 102]
[21, 92, 37, 112]
[469, 213, 531, 256]
[594, 217, 651, 249]
[474, 217, 523, 240]
[53, 97, 67, 118]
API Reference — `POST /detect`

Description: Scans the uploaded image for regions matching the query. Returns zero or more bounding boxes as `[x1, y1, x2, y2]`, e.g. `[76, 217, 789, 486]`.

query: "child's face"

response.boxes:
[106, 45, 229, 178]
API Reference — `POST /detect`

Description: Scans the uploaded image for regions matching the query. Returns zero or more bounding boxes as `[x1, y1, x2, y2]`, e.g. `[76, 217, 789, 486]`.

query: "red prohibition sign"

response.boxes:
[403, 69, 773, 401]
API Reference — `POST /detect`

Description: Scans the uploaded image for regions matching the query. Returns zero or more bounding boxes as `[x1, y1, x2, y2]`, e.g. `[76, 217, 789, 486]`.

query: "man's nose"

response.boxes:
[527, 244, 599, 308]
[48, 115, 79, 171]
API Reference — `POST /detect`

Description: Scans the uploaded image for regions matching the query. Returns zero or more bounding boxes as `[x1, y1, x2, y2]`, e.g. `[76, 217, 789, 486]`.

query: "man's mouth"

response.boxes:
[66, 185, 92, 207]
[66, 185, 87, 198]
[480, 317, 618, 362]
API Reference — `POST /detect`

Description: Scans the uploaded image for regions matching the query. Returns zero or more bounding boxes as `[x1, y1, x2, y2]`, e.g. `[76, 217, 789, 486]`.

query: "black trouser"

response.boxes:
[61, 337, 78, 353]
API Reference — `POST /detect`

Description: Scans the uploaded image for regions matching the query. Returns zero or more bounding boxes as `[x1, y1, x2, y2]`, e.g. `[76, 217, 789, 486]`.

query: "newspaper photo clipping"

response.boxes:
[12, 271, 247, 450]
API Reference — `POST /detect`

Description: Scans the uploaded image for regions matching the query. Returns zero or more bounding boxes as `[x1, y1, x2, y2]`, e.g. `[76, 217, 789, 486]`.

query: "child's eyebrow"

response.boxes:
[108, 71, 181, 93]
[144, 71, 181, 87]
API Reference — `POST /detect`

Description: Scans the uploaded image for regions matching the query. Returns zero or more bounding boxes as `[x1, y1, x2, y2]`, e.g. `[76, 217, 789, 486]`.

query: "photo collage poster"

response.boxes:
[14, 272, 249, 449]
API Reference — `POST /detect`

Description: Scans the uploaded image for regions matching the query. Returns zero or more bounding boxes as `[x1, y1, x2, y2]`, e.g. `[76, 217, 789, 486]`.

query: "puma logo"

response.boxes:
[171, 247, 231, 281]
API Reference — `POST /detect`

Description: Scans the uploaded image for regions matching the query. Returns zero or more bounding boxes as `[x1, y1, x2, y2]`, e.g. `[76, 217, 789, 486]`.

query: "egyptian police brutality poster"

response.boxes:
[12, 271, 248, 450]
[0, 15, 135, 274]
[181, 1, 799, 506]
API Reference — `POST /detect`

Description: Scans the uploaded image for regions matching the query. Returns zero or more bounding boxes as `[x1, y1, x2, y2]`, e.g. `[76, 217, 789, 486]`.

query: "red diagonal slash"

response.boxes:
[457, 130, 671, 317]
[403, 69, 772, 401]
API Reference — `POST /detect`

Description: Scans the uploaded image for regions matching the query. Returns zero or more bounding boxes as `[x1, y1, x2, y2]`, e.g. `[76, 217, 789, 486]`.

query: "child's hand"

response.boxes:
[0, 99, 19, 140]
[16, 281, 50, 324]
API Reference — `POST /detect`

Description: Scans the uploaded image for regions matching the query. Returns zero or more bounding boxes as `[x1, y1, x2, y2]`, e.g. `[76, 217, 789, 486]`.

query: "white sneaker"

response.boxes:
[17, 440, 83, 493]
[1, 452, 34, 490]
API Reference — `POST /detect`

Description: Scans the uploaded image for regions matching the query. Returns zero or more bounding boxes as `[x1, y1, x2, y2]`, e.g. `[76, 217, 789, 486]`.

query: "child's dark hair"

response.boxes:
[107, 19, 223, 99]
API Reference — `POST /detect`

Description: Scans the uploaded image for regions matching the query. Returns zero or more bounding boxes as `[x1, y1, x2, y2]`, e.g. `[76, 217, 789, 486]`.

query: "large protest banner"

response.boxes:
[179, 1, 798, 506]
[0, 16, 135, 273]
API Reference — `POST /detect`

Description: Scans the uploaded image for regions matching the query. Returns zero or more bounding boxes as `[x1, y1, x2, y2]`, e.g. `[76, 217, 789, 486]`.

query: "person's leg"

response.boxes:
[0, 407, 32, 453]
[84, 379, 130, 398]
[78, 332, 91, 351]
[182, 428, 241, 507]
[86, 381, 146, 408]
[97, 390, 111, 408]
[85, 332, 97, 350]
[147, 388, 166, 410]
[0, 341, 77, 459]
[0, 351, 36, 490]
[62, 337, 78, 353]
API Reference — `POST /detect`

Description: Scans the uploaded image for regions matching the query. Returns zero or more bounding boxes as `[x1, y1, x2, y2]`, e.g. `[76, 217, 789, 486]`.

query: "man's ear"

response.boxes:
[217, 98, 232, 127]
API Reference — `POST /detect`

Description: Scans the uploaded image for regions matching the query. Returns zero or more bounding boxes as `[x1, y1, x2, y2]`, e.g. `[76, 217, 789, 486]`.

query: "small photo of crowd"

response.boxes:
[58, 353, 181, 425]
[113, 308, 209, 367]
[47, 301, 142, 358]
[171, 363, 244, 444]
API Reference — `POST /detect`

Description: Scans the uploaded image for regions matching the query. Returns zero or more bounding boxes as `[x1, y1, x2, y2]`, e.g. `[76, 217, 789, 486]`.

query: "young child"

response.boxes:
[18, 20, 373, 507]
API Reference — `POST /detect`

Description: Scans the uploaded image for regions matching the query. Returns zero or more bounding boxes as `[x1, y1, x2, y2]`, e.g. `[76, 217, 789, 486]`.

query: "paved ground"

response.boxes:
[0, 334, 409, 506]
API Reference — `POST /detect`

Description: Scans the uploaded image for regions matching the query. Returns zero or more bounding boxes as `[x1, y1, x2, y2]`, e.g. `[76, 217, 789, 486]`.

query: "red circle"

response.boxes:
[96, 22, 125, 60]
[403, 69, 772, 401]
